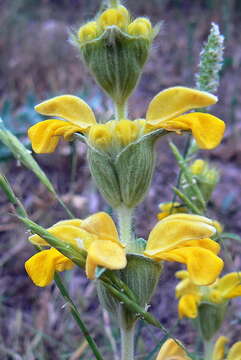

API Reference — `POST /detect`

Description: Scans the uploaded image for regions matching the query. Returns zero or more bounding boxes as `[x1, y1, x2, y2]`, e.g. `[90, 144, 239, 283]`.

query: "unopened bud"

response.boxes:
[78, 21, 98, 42]
[128, 18, 153, 38]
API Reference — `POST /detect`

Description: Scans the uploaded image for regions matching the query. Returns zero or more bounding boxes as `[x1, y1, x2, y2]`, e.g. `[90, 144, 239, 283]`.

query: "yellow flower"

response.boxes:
[146, 86, 225, 149]
[212, 337, 241, 360]
[157, 202, 187, 220]
[156, 339, 191, 360]
[28, 87, 225, 154]
[25, 212, 126, 286]
[144, 213, 223, 286]
[175, 271, 241, 319]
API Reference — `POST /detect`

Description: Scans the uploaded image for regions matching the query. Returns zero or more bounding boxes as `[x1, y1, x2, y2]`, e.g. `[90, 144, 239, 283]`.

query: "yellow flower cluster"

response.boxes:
[28, 86, 225, 154]
[25, 213, 223, 287]
[78, 5, 153, 43]
[176, 270, 241, 319]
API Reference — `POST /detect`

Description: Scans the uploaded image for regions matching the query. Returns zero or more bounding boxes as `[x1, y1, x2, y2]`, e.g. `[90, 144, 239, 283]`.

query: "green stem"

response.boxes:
[204, 339, 214, 360]
[120, 322, 135, 360]
[116, 204, 133, 250]
[109, 0, 119, 8]
[54, 193, 75, 219]
[172, 187, 202, 215]
[115, 101, 127, 120]
[54, 273, 104, 360]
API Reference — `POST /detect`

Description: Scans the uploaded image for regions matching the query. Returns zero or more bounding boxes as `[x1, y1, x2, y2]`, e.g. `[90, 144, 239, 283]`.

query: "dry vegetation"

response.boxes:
[1, 0, 241, 359]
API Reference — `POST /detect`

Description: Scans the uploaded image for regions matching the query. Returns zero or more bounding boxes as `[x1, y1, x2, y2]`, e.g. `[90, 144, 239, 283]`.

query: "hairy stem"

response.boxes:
[203, 339, 214, 360]
[120, 322, 136, 360]
[115, 101, 128, 120]
[116, 204, 133, 250]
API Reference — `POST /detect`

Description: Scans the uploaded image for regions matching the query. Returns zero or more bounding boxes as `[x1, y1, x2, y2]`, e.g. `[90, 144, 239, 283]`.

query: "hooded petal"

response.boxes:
[25, 248, 74, 287]
[86, 240, 127, 279]
[214, 272, 241, 300]
[145, 214, 216, 255]
[146, 86, 217, 125]
[227, 342, 241, 360]
[178, 294, 200, 319]
[156, 339, 191, 360]
[212, 336, 229, 360]
[35, 95, 96, 128]
[154, 112, 225, 149]
[28, 119, 82, 153]
[81, 212, 121, 246]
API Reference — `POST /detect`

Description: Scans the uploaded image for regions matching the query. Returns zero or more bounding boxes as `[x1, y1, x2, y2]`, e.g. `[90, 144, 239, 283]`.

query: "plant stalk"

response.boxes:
[203, 339, 214, 360]
[116, 204, 133, 250]
[115, 101, 127, 120]
[120, 323, 136, 360]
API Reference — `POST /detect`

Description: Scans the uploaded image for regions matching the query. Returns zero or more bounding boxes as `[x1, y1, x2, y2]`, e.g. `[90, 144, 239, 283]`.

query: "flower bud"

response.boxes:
[74, 6, 154, 105]
[78, 21, 98, 42]
[98, 6, 129, 30]
[128, 18, 153, 38]
[88, 123, 112, 150]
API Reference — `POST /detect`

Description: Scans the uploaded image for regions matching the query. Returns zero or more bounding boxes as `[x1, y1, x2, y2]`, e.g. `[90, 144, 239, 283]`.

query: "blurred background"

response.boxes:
[1, 0, 241, 359]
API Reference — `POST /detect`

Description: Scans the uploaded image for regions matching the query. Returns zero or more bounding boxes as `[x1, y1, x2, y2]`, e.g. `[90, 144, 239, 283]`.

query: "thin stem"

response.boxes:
[69, 141, 78, 193]
[116, 204, 133, 250]
[54, 193, 75, 219]
[203, 339, 214, 360]
[120, 323, 135, 360]
[115, 101, 127, 120]
[54, 273, 105, 360]
[109, 0, 119, 8]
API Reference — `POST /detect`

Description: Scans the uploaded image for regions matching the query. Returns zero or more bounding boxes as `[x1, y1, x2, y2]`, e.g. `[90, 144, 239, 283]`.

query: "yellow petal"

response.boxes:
[156, 339, 191, 360]
[178, 294, 200, 319]
[180, 238, 221, 254]
[150, 247, 223, 285]
[85, 256, 97, 280]
[35, 95, 96, 128]
[87, 240, 127, 274]
[175, 278, 199, 298]
[145, 214, 216, 255]
[28, 119, 65, 153]
[53, 219, 83, 227]
[214, 272, 241, 299]
[157, 112, 225, 149]
[81, 212, 121, 247]
[146, 86, 217, 125]
[178, 247, 223, 285]
[25, 248, 74, 287]
[212, 336, 229, 360]
[175, 270, 189, 280]
[227, 342, 241, 360]
[29, 224, 93, 249]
